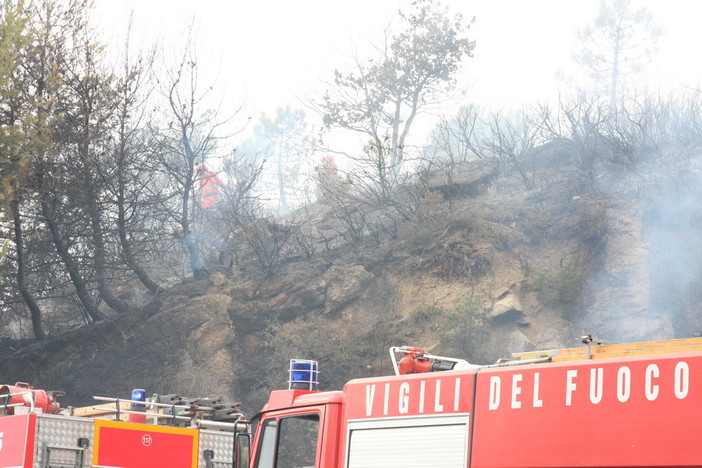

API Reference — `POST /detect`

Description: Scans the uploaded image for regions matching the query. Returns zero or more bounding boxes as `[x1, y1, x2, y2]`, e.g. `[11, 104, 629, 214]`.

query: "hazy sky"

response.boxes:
[92, 0, 702, 143]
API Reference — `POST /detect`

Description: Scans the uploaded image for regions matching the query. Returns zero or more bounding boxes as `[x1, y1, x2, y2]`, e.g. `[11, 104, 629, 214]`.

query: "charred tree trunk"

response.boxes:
[116, 219, 161, 293]
[116, 191, 160, 293]
[40, 197, 104, 322]
[11, 196, 46, 340]
[86, 189, 129, 313]
[114, 57, 161, 294]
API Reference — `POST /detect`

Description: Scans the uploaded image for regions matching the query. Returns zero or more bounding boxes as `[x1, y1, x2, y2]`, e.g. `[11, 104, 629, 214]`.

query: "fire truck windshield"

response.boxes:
[255, 414, 320, 468]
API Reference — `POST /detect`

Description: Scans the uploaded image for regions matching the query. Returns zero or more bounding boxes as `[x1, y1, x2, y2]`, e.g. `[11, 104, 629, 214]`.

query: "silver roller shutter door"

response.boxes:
[347, 416, 468, 468]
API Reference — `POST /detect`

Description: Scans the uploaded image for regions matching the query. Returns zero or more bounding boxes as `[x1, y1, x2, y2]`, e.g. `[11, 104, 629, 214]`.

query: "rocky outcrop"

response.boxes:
[489, 288, 524, 322]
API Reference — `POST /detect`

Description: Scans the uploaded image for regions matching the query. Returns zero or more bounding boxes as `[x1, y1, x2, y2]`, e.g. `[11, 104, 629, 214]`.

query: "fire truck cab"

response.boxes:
[251, 390, 343, 468]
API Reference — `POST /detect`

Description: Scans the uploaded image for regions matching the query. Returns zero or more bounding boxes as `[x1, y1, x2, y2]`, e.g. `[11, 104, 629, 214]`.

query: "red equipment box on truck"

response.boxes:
[93, 420, 198, 468]
[0, 414, 35, 468]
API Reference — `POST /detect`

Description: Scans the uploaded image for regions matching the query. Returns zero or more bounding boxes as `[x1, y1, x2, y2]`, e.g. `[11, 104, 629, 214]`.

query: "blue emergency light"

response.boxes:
[131, 388, 146, 408]
[288, 359, 319, 390]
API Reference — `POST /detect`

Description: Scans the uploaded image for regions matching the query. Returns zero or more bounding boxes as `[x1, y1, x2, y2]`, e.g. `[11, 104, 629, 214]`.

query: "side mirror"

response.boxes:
[235, 433, 251, 468]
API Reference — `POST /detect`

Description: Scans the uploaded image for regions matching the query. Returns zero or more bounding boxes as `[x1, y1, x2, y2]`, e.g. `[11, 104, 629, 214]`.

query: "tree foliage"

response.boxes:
[237, 107, 315, 214]
[575, 0, 661, 109]
[322, 0, 474, 202]
[0, 1, 252, 338]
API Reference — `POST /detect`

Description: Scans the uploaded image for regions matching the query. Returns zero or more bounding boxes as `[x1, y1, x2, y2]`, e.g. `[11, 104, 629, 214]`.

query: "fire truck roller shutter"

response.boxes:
[346, 414, 468, 468]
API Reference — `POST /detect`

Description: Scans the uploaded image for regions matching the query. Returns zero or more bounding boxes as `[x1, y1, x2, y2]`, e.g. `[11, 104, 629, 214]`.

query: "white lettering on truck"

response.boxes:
[454, 377, 461, 411]
[434, 379, 444, 412]
[645, 364, 659, 401]
[419, 381, 426, 413]
[365, 385, 376, 416]
[590, 368, 603, 404]
[399, 382, 410, 414]
[489, 376, 501, 410]
[675, 361, 689, 399]
[533, 373, 543, 407]
[363, 377, 464, 417]
[511, 374, 522, 409]
[617, 366, 631, 403]
[487, 360, 691, 410]
[383, 383, 390, 415]
[566, 370, 578, 406]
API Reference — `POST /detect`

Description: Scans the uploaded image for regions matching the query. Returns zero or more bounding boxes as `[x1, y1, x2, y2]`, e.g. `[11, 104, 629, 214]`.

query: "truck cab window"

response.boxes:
[257, 419, 278, 468]
[255, 414, 320, 468]
[277, 414, 319, 468]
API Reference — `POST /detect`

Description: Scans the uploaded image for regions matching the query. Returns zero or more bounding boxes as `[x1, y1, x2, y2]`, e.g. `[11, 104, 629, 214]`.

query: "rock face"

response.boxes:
[489, 288, 524, 322]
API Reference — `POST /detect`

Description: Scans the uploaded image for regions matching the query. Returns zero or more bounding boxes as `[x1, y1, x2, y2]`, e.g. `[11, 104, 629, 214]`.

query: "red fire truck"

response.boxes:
[250, 337, 702, 468]
[3, 337, 702, 467]
[0, 387, 248, 468]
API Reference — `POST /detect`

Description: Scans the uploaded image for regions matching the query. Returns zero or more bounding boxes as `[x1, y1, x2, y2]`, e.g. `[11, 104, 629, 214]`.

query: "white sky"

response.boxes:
[92, 0, 702, 148]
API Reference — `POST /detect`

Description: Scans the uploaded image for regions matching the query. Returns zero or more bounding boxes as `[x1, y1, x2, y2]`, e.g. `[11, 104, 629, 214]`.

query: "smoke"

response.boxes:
[581, 147, 702, 343]
[644, 179, 702, 336]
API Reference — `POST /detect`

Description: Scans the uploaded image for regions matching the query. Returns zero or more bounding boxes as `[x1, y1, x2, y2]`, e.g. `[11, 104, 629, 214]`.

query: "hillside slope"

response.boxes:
[2, 143, 702, 414]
